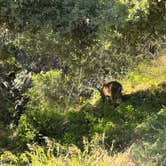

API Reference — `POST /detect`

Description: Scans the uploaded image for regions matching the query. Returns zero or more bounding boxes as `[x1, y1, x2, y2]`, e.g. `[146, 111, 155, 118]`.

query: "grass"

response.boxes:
[130, 108, 166, 166]
[0, 136, 136, 166]
[122, 53, 166, 94]
[121, 53, 166, 165]
[0, 53, 166, 165]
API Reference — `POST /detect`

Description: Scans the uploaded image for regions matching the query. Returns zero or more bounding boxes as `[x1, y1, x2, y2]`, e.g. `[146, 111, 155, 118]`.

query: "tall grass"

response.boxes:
[0, 134, 135, 166]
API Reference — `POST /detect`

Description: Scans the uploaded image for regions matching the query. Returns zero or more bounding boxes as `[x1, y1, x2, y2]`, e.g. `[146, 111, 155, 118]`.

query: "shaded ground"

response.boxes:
[38, 80, 165, 151]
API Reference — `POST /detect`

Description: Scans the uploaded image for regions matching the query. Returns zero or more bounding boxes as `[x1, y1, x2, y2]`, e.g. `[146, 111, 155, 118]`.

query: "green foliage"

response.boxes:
[62, 107, 98, 146]
[0, 151, 18, 165]
[0, 134, 115, 166]
[0, 122, 10, 152]
[28, 70, 63, 106]
[0, 84, 13, 125]
[27, 70, 86, 109]
[1, 0, 165, 58]
[18, 75, 166, 152]
[0, 0, 100, 44]
[16, 114, 37, 150]
[0, 0, 166, 165]
[130, 109, 166, 166]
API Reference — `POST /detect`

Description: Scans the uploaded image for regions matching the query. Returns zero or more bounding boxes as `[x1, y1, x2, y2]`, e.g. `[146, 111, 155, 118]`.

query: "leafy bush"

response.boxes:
[130, 109, 166, 166]
[27, 69, 94, 110]
[16, 114, 37, 150]
[0, 85, 13, 125]
[20, 69, 166, 152]
[0, 122, 10, 152]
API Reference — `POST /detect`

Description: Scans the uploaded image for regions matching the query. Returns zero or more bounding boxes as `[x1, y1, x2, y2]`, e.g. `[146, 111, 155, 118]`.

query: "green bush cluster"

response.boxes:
[15, 69, 166, 154]
[0, 58, 165, 165]
[0, 85, 14, 125]
[130, 109, 166, 166]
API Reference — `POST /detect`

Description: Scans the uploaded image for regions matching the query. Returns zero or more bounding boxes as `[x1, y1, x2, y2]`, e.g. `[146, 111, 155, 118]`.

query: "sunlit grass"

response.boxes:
[0, 139, 136, 166]
[122, 54, 166, 94]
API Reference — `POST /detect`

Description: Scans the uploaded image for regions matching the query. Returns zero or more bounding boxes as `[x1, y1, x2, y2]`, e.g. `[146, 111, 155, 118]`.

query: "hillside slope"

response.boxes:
[0, 53, 166, 166]
[110, 52, 166, 166]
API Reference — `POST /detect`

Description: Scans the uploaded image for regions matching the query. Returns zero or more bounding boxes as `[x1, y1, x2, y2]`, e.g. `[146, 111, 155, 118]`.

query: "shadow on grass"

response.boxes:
[62, 82, 166, 151]
[18, 82, 166, 152]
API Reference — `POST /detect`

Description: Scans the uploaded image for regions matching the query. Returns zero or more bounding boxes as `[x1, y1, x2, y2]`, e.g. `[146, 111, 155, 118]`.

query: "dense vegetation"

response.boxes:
[0, 0, 166, 165]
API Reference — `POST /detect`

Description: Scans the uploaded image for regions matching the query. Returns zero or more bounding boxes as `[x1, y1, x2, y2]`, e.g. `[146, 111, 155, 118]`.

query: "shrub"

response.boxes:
[16, 114, 37, 150]
[130, 109, 166, 166]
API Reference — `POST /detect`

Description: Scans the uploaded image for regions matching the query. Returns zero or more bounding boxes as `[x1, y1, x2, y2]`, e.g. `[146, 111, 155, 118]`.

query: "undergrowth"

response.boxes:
[0, 54, 166, 166]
